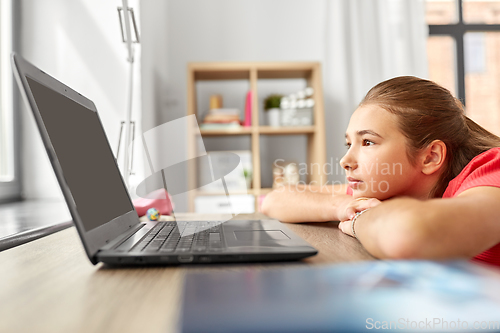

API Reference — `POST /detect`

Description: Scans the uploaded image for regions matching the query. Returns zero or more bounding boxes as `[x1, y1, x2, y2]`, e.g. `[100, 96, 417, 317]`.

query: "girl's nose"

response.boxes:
[340, 152, 357, 171]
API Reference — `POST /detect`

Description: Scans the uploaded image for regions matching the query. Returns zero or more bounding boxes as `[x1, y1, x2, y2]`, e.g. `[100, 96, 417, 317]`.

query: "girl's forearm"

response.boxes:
[356, 189, 500, 260]
[355, 198, 429, 259]
[261, 186, 354, 223]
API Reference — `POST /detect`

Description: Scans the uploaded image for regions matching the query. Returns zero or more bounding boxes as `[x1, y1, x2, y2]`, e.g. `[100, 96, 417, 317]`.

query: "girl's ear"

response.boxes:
[421, 140, 446, 175]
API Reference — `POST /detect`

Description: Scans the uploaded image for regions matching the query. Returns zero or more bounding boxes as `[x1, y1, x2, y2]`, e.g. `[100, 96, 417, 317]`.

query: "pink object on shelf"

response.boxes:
[243, 90, 252, 127]
[132, 188, 174, 217]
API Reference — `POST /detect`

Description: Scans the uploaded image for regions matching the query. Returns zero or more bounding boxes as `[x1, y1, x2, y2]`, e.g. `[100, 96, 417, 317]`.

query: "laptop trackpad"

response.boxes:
[234, 230, 290, 241]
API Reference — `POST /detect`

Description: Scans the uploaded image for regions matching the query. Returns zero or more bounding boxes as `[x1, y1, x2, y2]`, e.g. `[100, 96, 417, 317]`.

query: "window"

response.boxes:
[426, 0, 500, 136]
[0, 0, 20, 202]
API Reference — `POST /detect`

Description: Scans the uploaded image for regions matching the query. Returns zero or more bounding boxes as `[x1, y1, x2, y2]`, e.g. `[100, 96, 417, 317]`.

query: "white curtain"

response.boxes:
[323, 0, 429, 181]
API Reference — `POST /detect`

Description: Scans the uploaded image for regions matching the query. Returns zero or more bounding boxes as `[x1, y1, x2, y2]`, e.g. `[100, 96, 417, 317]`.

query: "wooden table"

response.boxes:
[0, 213, 374, 333]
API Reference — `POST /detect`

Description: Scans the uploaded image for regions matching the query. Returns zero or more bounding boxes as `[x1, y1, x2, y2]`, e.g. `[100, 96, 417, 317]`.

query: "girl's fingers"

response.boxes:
[356, 198, 381, 211]
[338, 220, 355, 237]
[340, 198, 381, 236]
[344, 198, 381, 220]
[345, 207, 357, 220]
[338, 221, 351, 236]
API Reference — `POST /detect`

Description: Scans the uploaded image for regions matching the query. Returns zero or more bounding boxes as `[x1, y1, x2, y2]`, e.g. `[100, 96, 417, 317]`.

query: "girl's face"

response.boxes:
[340, 104, 427, 200]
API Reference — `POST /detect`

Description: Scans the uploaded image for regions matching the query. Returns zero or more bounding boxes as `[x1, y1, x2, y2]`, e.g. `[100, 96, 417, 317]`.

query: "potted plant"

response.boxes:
[263, 94, 283, 127]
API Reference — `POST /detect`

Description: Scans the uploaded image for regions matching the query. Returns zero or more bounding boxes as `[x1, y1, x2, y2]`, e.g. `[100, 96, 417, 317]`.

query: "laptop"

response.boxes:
[11, 53, 318, 265]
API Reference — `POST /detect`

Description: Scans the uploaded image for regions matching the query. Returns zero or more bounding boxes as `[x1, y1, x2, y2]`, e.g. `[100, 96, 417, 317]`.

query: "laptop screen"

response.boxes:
[26, 76, 134, 232]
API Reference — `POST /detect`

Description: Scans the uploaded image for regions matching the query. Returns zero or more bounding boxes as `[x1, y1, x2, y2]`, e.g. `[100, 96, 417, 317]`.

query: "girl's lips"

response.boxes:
[347, 177, 363, 189]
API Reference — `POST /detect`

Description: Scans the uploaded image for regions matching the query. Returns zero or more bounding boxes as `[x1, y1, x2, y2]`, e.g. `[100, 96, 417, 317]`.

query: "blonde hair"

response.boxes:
[360, 76, 500, 197]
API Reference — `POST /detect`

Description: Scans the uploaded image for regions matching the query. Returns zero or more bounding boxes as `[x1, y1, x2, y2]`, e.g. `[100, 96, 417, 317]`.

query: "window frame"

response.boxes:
[0, 0, 21, 203]
[428, 0, 500, 105]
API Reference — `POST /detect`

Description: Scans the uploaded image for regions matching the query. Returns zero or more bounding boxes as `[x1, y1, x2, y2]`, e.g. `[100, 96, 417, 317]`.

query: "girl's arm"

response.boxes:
[339, 186, 500, 259]
[261, 184, 355, 223]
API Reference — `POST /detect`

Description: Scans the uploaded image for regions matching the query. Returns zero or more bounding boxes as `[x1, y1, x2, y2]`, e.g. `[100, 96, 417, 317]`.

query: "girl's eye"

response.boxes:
[345, 142, 351, 150]
[363, 139, 375, 146]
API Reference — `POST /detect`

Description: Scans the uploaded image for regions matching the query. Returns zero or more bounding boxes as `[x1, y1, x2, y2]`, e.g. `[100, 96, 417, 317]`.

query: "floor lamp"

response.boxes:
[117, 0, 140, 189]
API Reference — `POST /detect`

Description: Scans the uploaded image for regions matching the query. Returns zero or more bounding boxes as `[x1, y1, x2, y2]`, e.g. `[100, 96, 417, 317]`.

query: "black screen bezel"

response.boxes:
[11, 53, 139, 264]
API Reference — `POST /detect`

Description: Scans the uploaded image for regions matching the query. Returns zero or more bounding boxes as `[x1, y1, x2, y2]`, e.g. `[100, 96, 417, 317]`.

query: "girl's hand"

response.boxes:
[338, 197, 381, 237]
[338, 197, 381, 222]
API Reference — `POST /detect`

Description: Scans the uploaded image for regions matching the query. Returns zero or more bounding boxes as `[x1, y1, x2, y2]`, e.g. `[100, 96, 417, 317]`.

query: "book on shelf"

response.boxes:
[203, 114, 240, 123]
[199, 122, 241, 130]
[203, 108, 241, 123]
[207, 108, 240, 115]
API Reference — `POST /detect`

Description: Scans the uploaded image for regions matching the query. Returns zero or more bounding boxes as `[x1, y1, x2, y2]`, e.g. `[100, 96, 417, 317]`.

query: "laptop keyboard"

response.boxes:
[129, 221, 225, 253]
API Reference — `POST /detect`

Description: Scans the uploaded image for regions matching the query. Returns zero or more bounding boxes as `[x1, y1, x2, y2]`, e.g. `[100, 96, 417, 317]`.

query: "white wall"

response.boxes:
[19, 0, 142, 199]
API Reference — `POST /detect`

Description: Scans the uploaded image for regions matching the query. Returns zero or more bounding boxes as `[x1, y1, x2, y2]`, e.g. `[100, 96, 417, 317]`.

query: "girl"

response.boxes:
[261, 76, 500, 267]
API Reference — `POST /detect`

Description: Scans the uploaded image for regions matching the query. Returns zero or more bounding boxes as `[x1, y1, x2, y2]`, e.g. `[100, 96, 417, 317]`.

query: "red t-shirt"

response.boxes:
[442, 147, 500, 267]
[346, 147, 500, 267]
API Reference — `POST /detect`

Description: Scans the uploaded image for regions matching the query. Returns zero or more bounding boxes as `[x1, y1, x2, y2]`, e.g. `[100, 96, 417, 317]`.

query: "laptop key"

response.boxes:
[144, 247, 160, 253]
[145, 240, 164, 251]
[163, 240, 179, 246]
[158, 227, 174, 236]
[166, 240, 180, 245]
[209, 233, 221, 241]
[149, 222, 165, 234]
[159, 247, 174, 253]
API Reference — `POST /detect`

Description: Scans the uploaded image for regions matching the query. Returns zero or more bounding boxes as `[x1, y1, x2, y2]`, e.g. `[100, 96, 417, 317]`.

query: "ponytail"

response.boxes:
[435, 116, 500, 197]
[465, 116, 500, 152]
